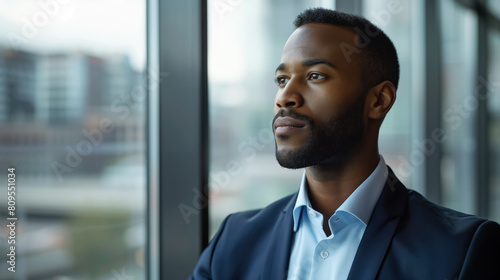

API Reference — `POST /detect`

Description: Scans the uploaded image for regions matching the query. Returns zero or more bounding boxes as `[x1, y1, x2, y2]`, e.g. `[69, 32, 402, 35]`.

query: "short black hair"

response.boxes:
[294, 7, 400, 91]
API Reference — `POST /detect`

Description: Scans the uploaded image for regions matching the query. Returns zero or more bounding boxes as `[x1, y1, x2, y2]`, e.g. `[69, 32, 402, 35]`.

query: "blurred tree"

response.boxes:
[68, 210, 131, 279]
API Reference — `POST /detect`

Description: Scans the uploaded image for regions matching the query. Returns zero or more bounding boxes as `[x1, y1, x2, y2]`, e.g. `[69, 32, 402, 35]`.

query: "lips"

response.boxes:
[274, 117, 307, 134]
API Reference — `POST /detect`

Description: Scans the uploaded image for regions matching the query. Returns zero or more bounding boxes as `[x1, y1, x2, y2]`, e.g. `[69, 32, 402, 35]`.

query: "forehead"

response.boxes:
[280, 23, 360, 70]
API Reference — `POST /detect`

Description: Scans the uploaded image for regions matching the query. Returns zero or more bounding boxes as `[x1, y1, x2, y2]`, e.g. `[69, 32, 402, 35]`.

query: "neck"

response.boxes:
[305, 150, 380, 222]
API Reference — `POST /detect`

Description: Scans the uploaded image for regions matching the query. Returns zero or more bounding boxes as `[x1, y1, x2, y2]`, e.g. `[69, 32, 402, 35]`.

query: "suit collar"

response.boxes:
[347, 167, 408, 279]
[291, 157, 388, 231]
[260, 167, 408, 280]
[261, 192, 297, 280]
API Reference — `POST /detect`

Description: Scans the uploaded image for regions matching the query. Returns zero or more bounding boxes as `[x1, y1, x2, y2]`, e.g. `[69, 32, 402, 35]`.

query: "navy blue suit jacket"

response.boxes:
[190, 168, 500, 279]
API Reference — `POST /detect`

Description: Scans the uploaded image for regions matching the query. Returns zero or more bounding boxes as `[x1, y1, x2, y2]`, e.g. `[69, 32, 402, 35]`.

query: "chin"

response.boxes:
[275, 147, 310, 169]
[275, 142, 355, 170]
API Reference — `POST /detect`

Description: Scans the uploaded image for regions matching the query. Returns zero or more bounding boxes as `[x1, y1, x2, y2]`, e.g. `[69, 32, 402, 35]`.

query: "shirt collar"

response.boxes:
[292, 156, 388, 232]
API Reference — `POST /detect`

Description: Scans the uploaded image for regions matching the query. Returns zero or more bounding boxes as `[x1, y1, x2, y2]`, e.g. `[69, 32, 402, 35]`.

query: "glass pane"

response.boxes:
[362, 0, 420, 191]
[488, 27, 500, 222]
[440, 0, 478, 214]
[0, 1, 146, 279]
[208, 0, 335, 237]
[487, 0, 500, 19]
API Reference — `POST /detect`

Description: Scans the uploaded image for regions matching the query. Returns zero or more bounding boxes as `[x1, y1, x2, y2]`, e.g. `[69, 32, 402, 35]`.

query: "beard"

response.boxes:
[273, 95, 365, 169]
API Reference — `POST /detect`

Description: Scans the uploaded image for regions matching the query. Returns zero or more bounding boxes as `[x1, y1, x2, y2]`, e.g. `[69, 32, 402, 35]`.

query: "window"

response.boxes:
[0, 1, 146, 278]
[488, 27, 500, 221]
[440, 0, 478, 213]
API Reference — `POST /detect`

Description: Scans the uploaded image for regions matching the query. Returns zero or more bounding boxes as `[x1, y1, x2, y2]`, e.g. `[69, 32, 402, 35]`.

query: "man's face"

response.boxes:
[273, 23, 367, 169]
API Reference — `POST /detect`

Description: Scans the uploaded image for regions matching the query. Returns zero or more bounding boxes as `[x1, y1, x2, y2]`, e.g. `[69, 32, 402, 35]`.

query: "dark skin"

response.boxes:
[274, 23, 396, 236]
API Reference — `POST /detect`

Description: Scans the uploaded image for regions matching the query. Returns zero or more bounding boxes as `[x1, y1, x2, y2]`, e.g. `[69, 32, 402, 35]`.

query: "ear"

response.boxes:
[366, 81, 396, 120]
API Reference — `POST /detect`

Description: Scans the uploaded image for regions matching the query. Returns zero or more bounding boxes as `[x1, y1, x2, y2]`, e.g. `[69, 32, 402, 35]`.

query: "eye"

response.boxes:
[274, 76, 290, 87]
[308, 73, 327, 80]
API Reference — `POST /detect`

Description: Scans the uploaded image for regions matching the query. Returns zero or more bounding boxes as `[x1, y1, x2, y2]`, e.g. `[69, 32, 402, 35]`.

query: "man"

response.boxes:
[190, 8, 500, 280]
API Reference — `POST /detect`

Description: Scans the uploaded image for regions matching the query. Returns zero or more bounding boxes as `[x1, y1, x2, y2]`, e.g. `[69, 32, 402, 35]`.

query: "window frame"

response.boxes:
[148, 0, 209, 278]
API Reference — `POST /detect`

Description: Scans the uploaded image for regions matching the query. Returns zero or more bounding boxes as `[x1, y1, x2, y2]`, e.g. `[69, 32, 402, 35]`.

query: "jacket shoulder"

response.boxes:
[224, 193, 296, 229]
[192, 193, 296, 279]
[376, 184, 500, 279]
[406, 189, 489, 229]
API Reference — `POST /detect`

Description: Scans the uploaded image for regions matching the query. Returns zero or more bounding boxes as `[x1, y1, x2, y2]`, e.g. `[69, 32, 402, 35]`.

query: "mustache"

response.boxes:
[272, 109, 314, 129]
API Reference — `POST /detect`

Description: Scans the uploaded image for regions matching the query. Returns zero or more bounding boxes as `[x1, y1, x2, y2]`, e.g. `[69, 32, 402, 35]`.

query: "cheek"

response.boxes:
[307, 95, 340, 120]
[309, 83, 363, 115]
[306, 103, 332, 131]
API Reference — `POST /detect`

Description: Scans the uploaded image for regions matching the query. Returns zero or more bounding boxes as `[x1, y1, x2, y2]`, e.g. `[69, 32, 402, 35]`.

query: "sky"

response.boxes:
[0, 0, 146, 70]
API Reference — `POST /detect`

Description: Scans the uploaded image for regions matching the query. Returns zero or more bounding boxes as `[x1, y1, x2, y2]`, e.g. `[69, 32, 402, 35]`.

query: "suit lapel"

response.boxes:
[347, 168, 408, 280]
[261, 193, 297, 280]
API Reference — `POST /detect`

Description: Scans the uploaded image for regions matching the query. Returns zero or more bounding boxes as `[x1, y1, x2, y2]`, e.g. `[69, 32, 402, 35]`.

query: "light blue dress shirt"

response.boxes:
[287, 156, 389, 280]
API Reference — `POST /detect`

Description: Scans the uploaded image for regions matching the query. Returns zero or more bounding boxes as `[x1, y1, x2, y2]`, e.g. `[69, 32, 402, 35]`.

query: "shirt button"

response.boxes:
[308, 209, 316, 217]
[320, 250, 329, 259]
[334, 217, 340, 222]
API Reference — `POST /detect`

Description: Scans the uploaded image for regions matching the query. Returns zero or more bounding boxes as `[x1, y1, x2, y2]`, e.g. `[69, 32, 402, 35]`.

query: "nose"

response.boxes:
[275, 80, 304, 109]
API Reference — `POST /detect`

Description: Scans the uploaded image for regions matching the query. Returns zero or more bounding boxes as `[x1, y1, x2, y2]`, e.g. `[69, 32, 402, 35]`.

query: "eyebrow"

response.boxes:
[275, 59, 337, 73]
